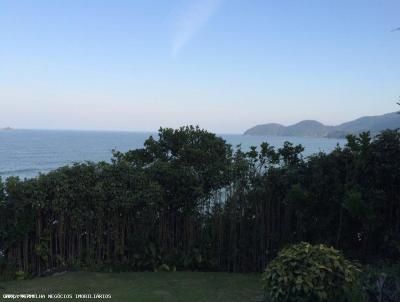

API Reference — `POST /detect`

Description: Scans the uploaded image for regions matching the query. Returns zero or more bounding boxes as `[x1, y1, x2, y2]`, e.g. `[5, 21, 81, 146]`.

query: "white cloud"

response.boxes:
[171, 0, 224, 57]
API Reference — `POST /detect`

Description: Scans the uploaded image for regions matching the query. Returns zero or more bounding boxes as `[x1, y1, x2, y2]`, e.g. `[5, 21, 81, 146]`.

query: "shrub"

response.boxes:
[262, 242, 361, 302]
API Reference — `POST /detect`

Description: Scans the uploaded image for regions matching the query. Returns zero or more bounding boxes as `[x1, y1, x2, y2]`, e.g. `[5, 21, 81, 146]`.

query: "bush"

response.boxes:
[262, 242, 361, 302]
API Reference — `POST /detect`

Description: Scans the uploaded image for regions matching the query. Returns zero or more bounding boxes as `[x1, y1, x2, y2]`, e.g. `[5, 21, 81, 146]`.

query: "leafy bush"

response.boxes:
[262, 242, 361, 302]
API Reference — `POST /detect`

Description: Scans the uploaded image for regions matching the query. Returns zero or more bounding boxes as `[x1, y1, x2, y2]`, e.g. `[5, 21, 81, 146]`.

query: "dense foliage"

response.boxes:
[0, 126, 399, 281]
[262, 242, 360, 301]
[361, 264, 400, 302]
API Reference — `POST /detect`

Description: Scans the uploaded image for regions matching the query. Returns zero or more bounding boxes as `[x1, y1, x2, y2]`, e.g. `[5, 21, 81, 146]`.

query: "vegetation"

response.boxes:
[244, 112, 400, 138]
[262, 242, 361, 301]
[360, 264, 400, 302]
[0, 271, 262, 302]
[0, 126, 399, 300]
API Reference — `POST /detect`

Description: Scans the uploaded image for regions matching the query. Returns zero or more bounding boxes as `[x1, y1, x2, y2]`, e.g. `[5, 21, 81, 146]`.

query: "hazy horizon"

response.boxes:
[1, 0, 399, 133]
[2, 110, 398, 134]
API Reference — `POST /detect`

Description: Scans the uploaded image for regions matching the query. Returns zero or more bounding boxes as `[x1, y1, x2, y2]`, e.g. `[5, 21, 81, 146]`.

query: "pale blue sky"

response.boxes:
[0, 0, 399, 133]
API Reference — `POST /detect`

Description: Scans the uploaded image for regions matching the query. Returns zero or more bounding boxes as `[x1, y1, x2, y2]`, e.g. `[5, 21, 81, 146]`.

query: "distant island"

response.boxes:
[0, 127, 13, 131]
[244, 112, 400, 138]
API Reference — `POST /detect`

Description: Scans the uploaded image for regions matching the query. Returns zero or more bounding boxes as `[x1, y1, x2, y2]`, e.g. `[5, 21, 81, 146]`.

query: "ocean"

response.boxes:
[0, 130, 346, 179]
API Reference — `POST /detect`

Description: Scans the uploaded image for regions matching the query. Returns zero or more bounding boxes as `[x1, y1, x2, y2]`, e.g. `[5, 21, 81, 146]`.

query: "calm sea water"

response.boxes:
[0, 130, 346, 179]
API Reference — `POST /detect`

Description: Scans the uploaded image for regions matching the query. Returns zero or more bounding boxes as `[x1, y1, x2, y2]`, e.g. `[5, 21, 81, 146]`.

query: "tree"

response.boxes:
[114, 126, 232, 263]
[1, 127, 400, 278]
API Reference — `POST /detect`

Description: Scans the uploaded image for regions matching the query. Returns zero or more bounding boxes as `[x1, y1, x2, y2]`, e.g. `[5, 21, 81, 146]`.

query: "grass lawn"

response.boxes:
[0, 271, 263, 302]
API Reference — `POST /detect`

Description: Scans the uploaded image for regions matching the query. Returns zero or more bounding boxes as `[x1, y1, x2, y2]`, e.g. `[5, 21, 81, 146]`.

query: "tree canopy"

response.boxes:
[0, 127, 399, 278]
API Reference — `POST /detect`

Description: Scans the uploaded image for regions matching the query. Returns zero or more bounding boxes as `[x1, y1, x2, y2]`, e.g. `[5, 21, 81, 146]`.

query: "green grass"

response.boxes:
[0, 271, 263, 302]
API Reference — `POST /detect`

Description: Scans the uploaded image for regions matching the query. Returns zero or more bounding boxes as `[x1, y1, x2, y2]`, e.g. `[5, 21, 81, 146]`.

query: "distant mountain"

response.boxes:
[0, 127, 13, 131]
[244, 112, 400, 138]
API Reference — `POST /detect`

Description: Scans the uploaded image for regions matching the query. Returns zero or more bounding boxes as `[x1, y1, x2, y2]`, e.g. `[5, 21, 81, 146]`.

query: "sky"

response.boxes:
[0, 0, 399, 133]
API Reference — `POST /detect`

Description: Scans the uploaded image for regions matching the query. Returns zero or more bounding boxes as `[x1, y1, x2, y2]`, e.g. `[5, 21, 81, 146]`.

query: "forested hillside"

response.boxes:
[244, 112, 400, 137]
